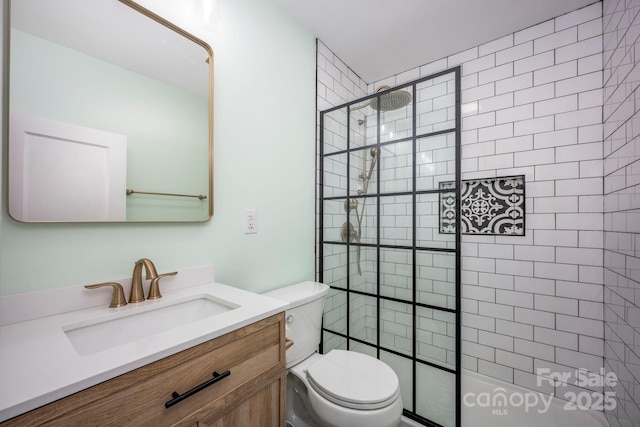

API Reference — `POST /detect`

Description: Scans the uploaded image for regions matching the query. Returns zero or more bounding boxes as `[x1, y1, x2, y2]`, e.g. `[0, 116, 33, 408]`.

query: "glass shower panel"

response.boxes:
[379, 85, 413, 143]
[322, 199, 345, 242]
[323, 288, 347, 336]
[350, 148, 378, 196]
[381, 350, 414, 412]
[323, 107, 348, 154]
[416, 72, 456, 135]
[416, 307, 456, 369]
[349, 106, 377, 148]
[322, 244, 347, 289]
[380, 195, 412, 246]
[416, 133, 456, 191]
[416, 250, 456, 309]
[323, 152, 347, 198]
[323, 331, 347, 353]
[349, 293, 377, 347]
[380, 248, 412, 301]
[350, 340, 377, 357]
[346, 196, 377, 245]
[380, 299, 413, 356]
[350, 245, 376, 293]
[416, 364, 456, 427]
[320, 68, 460, 427]
[416, 193, 456, 250]
[379, 141, 413, 194]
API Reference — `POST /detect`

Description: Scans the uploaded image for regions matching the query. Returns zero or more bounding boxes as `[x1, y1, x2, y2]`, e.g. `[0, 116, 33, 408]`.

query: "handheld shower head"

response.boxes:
[367, 147, 377, 179]
[358, 147, 378, 195]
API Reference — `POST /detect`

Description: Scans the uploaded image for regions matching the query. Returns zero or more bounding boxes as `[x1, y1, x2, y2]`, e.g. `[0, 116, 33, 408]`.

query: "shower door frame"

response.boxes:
[318, 66, 462, 427]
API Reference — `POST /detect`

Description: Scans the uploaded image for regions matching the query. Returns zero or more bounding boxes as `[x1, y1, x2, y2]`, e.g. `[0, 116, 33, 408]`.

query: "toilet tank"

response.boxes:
[264, 281, 329, 368]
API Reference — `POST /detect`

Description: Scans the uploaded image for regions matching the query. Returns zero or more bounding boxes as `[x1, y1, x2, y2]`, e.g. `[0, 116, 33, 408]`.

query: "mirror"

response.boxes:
[6, 0, 213, 222]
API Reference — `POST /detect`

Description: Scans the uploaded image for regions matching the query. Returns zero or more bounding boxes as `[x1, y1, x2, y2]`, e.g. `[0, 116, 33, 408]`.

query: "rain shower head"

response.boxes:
[369, 85, 412, 111]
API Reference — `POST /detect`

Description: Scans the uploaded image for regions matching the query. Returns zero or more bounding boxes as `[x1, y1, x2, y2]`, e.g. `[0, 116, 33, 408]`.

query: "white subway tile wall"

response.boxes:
[603, 0, 640, 425]
[316, 1, 639, 423]
[365, 2, 605, 406]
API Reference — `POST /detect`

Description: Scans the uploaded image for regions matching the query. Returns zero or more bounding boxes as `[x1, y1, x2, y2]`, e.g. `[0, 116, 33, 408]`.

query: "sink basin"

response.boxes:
[63, 295, 239, 355]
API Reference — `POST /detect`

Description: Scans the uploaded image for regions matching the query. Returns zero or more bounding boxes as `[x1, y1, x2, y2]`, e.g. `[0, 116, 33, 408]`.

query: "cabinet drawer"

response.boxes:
[198, 378, 283, 427]
[2, 313, 285, 427]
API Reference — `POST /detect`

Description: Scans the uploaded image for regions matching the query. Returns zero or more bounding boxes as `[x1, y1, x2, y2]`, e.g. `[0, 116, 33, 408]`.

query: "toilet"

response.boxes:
[265, 281, 403, 427]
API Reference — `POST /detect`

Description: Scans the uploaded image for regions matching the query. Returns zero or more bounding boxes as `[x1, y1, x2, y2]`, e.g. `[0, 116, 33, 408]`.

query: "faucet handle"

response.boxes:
[147, 271, 178, 300]
[85, 282, 128, 308]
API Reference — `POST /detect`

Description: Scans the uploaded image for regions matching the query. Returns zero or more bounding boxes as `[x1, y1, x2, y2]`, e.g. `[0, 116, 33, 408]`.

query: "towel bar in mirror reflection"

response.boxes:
[126, 189, 208, 200]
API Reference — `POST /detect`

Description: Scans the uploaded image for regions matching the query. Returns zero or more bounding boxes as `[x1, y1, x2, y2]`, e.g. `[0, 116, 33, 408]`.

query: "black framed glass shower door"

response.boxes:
[319, 67, 461, 427]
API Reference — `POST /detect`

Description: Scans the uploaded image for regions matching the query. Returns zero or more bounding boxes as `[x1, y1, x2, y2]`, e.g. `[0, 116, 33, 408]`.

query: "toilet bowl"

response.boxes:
[265, 281, 403, 427]
[290, 350, 403, 427]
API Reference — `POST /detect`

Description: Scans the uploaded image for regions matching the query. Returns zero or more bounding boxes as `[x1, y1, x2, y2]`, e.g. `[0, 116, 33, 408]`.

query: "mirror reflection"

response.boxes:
[7, 0, 213, 222]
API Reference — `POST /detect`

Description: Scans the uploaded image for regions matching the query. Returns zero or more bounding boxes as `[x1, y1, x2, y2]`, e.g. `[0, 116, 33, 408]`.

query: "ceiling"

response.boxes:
[274, 0, 598, 83]
[11, 0, 210, 98]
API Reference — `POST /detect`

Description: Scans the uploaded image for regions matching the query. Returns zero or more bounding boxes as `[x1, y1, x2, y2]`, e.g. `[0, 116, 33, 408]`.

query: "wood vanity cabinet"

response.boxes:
[1, 313, 286, 427]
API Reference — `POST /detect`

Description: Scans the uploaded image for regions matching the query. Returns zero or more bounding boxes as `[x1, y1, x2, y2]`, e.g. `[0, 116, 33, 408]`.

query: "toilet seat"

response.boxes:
[305, 350, 400, 410]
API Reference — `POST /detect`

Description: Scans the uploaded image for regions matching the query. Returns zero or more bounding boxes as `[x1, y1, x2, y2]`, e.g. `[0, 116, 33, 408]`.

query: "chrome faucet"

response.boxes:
[129, 258, 159, 303]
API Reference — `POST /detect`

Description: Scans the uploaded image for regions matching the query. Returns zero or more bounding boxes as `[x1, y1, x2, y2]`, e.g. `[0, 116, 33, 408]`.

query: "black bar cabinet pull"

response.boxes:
[165, 370, 231, 408]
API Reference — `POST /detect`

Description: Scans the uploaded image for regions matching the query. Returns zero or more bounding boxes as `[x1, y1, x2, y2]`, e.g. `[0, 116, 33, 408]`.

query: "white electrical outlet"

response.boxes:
[244, 208, 257, 234]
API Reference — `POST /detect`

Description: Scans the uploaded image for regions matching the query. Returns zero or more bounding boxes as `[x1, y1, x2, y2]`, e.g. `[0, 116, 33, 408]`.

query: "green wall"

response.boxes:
[10, 29, 210, 221]
[0, 0, 317, 295]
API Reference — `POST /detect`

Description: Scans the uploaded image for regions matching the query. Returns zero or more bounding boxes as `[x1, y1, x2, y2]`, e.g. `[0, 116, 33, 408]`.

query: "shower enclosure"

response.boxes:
[319, 67, 461, 427]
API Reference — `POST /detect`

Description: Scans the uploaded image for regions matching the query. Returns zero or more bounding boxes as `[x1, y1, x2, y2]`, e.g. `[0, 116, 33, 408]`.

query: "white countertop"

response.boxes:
[0, 280, 288, 422]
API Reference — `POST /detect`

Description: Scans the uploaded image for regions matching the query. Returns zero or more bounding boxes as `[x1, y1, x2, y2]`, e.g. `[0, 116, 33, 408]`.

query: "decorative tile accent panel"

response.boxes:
[440, 175, 525, 235]
[440, 182, 456, 234]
